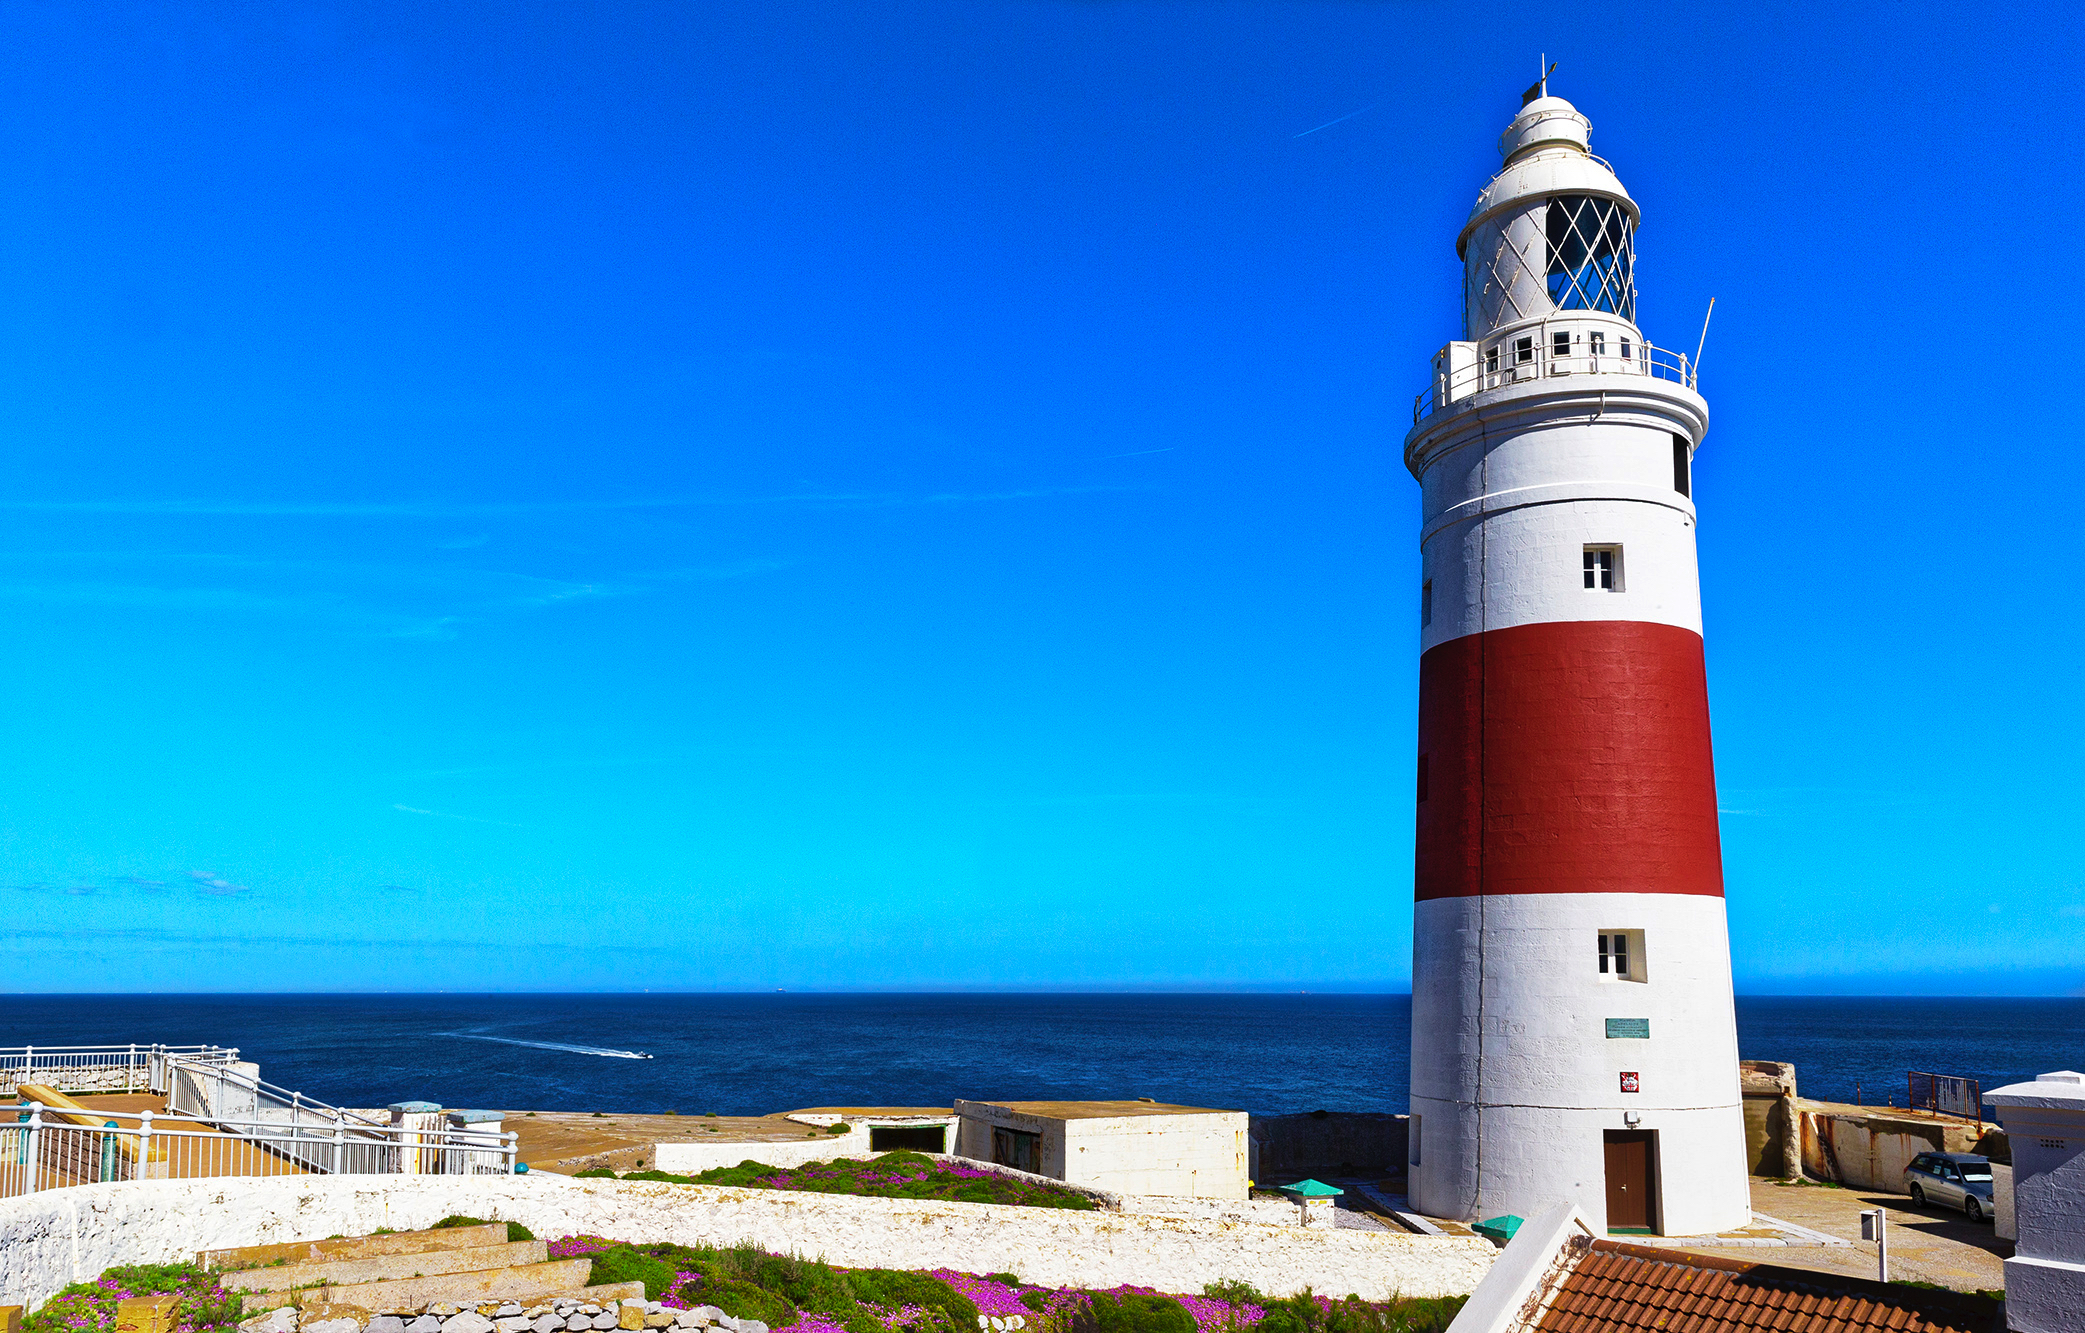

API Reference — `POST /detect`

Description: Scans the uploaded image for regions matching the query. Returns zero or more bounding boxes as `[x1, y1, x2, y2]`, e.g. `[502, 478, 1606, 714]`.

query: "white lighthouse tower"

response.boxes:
[1402, 84, 1749, 1236]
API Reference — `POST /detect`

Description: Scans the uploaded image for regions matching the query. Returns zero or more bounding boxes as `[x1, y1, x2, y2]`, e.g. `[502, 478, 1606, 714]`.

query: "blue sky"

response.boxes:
[3, 2, 2079, 995]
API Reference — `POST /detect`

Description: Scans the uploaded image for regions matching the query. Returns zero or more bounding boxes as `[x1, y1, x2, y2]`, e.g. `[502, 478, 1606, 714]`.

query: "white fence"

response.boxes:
[0, 1045, 517, 1197]
[0, 1045, 237, 1097]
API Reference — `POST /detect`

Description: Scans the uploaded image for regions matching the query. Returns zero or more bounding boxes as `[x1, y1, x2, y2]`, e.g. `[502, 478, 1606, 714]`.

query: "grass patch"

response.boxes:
[590, 1151, 1097, 1210]
[545, 1239, 978, 1332]
[26, 1264, 243, 1333]
[431, 1215, 535, 1242]
[531, 1246, 1462, 1333]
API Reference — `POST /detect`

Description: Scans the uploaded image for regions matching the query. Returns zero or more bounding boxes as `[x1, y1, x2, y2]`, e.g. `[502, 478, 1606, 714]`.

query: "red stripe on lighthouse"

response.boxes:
[1415, 619, 1724, 900]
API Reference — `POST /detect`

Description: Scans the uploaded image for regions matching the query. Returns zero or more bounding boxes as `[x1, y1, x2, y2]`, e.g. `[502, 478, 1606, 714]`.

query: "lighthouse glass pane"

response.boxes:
[1546, 196, 1635, 319]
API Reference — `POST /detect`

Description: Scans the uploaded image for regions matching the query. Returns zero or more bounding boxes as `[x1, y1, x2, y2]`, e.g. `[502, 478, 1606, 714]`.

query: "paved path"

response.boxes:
[1677, 1179, 2007, 1294]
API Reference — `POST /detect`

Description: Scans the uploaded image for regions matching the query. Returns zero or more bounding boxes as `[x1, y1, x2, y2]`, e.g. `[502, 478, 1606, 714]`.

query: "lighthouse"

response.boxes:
[1403, 84, 1749, 1236]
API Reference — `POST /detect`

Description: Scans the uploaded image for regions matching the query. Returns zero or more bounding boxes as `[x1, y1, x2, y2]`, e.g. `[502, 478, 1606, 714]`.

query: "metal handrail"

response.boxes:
[1412, 325, 1696, 425]
[160, 1049, 390, 1131]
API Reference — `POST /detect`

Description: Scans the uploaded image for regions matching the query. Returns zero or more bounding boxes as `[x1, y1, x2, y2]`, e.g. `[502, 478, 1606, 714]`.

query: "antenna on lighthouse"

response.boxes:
[1522, 58, 1557, 106]
[1693, 297, 1717, 382]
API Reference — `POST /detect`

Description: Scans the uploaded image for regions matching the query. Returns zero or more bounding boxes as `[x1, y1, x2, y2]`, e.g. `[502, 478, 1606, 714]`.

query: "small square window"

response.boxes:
[1598, 930, 1647, 982]
[1589, 331, 1606, 356]
[1583, 545, 1622, 591]
[1485, 345, 1499, 374]
[1552, 331, 1571, 360]
[1514, 336, 1534, 365]
[1421, 579, 1432, 627]
[1620, 336, 1633, 362]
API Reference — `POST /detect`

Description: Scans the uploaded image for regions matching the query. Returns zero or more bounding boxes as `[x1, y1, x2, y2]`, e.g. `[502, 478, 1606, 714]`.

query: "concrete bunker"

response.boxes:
[954, 1098, 1249, 1200]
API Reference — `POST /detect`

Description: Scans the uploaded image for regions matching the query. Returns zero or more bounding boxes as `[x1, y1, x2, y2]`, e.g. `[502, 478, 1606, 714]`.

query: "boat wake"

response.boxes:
[441, 1033, 653, 1059]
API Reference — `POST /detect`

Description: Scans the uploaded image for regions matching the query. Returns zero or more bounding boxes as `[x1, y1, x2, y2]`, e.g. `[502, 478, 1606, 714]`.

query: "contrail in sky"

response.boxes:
[1293, 105, 1375, 138]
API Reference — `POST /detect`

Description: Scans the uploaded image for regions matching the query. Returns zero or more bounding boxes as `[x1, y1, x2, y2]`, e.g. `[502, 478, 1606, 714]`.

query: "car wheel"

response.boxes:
[1964, 1196, 1983, 1222]
[1910, 1185, 1926, 1207]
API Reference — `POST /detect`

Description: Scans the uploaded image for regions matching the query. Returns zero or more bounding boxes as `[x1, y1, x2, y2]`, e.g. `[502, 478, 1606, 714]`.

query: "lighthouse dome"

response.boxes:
[1457, 96, 1635, 259]
[1456, 92, 1640, 335]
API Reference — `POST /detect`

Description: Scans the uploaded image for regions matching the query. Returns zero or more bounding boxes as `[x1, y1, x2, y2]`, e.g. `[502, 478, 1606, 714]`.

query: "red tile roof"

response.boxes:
[1534, 1241, 2001, 1333]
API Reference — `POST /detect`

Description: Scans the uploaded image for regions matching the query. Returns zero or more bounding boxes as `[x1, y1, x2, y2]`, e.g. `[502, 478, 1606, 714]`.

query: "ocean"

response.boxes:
[2, 993, 2078, 1116]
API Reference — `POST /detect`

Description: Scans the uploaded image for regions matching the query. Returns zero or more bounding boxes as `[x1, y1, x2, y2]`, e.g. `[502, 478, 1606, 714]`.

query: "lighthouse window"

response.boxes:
[1552, 331, 1571, 361]
[1589, 331, 1606, 356]
[1417, 754, 1429, 803]
[1673, 436, 1692, 498]
[1599, 931, 1647, 982]
[1514, 336, 1534, 365]
[1583, 545, 1622, 591]
[1485, 345, 1499, 374]
[1421, 579, 1432, 626]
[1545, 195, 1636, 320]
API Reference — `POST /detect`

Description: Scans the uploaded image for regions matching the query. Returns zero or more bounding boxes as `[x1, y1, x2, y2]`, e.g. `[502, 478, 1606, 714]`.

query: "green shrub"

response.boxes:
[1020, 1291, 1052, 1313]
[701, 1280, 795, 1327]
[1202, 1282, 1262, 1306]
[573, 1167, 619, 1179]
[620, 1170, 699, 1185]
[1078, 1293, 1194, 1333]
[26, 1264, 242, 1333]
[1250, 1292, 1467, 1333]
[984, 1274, 1020, 1288]
[826, 1123, 851, 1134]
[844, 1270, 978, 1329]
[430, 1216, 534, 1242]
[687, 1151, 1094, 1210]
[584, 1248, 677, 1299]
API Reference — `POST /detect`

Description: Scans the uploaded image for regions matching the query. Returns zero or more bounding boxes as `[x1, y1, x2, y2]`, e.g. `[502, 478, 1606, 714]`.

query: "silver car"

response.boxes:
[1903, 1151, 1995, 1222]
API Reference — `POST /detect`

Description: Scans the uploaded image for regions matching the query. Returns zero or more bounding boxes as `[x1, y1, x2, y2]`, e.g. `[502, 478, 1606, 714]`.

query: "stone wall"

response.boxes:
[0, 1174, 1494, 1313]
[1796, 1107, 1985, 1191]
[1737, 1062, 1798, 1178]
[0, 1066, 147, 1096]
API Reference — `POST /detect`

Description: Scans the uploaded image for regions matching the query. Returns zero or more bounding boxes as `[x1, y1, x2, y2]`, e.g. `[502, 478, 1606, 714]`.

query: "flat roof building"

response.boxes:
[954, 1099, 1248, 1200]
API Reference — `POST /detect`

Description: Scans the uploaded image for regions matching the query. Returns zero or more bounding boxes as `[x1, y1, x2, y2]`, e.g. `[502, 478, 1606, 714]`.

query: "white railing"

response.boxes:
[1413, 324, 1697, 424]
[0, 1106, 518, 1198]
[0, 1045, 239, 1097]
[161, 1051, 390, 1136]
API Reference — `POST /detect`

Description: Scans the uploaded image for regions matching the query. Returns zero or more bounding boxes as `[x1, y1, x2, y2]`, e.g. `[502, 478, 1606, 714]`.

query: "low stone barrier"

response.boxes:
[0, 1174, 1493, 1313]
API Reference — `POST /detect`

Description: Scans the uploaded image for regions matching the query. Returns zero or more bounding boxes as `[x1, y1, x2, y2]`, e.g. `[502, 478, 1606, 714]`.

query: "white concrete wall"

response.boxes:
[0, 1175, 1495, 1312]
[1410, 892, 1748, 1235]
[954, 1105, 1248, 1201]
[654, 1128, 872, 1175]
[1063, 1115, 1248, 1201]
[1416, 417, 1701, 653]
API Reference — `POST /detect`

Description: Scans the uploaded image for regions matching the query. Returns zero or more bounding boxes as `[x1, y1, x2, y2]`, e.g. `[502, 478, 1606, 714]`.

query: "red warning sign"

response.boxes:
[1619, 1072, 1640, 1094]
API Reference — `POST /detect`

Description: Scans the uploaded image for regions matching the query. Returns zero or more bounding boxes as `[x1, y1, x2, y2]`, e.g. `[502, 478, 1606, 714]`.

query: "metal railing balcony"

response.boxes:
[0, 1044, 238, 1097]
[1412, 325, 1697, 425]
[0, 1106, 518, 1198]
[0, 1042, 513, 1196]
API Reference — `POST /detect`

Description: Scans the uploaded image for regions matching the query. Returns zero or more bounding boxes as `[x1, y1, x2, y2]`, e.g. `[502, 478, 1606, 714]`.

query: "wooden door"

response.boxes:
[1603, 1131, 1655, 1231]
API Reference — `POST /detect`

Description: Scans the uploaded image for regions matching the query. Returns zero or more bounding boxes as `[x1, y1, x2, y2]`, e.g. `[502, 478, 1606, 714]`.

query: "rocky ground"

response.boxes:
[507, 1111, 887, 1175]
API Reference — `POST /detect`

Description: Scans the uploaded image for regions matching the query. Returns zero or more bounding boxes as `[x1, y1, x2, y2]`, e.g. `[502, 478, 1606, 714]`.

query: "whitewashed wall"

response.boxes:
[655, 1128, 873, 1174]
[0, 1175, 1493, 1312]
